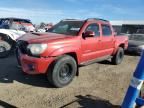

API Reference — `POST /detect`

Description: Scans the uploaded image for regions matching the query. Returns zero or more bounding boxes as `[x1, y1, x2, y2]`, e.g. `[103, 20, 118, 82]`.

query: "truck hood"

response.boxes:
[0, 29, 25, 40]
[18, 32, 74, 43]
[129, 40, 144, 47]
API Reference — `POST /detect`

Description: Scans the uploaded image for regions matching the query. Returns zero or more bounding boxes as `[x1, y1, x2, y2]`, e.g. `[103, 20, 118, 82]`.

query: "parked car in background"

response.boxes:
[0, 18, 35, 57]
[17, 18, 128, 88]
[127, 33, 144, 55]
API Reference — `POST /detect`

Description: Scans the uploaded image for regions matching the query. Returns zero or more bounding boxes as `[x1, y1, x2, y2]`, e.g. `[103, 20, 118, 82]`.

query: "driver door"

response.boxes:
[81, 23, 101, 62]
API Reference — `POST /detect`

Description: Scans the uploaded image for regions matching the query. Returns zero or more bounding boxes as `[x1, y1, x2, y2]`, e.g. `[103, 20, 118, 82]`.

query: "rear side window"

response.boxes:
[102, 25, 112, 36]
[85, 24, 100, 36]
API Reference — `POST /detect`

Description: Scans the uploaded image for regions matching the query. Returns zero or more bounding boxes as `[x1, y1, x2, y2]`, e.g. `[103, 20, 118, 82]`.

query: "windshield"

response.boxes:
[0, 19, 11, 29]
[129, 34, 144, 41]
[47, 21, 84, 36]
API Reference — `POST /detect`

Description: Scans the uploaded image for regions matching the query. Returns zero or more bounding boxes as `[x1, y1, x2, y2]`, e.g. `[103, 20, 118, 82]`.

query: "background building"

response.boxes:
[110, 20, 144, 35]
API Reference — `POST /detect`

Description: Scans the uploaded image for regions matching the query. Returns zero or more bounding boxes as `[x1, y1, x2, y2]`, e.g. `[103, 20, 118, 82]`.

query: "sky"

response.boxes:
[0, 0, 144, 24]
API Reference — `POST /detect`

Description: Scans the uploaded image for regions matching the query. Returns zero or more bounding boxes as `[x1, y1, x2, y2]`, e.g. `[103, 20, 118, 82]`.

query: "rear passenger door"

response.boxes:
[100, 24, 115, 56]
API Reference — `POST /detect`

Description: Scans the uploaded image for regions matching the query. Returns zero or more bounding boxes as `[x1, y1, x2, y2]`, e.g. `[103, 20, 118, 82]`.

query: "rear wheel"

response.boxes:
[47, 55, 77, 88]
[111, 47, 124, 65]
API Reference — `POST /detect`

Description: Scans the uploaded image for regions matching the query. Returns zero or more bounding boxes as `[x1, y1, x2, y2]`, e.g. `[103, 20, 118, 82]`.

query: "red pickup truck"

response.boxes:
[17, 18, 128, 87]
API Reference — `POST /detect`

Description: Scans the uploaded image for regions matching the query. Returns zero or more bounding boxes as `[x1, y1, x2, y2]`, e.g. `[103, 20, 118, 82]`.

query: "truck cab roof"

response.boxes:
[62, 18, 109, 23]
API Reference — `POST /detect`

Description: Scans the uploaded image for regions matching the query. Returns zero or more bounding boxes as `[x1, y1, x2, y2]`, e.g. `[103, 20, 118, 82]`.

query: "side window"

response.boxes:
[102, 25, 112, 36]
[85, 24, 100, 36]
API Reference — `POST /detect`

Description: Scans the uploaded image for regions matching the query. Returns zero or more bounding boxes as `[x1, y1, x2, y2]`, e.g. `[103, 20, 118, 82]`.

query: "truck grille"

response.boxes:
[17, 40, 29, 54]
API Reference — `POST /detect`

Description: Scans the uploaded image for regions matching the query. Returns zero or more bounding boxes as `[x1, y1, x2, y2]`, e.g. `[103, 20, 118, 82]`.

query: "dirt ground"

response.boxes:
[0, 54, 140, 108]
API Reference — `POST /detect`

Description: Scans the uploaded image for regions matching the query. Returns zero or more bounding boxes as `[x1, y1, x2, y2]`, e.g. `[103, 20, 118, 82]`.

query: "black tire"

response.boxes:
[0, 41, 11, 58]
[47, 55, 77, 88]
[15, 47, 21, 66]
[111, 47, 124, 65]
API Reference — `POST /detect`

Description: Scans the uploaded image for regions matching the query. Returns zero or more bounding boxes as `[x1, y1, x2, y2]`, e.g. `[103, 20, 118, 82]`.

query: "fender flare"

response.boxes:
[49, 46, 80, 63]
[49, 46, 80, 76]
[113, 43, 125, 55]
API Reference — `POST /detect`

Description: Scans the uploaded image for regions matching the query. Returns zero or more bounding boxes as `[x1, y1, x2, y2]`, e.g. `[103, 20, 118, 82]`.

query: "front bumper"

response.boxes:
[127, 47, 142, 55]
[20, 54, 55, 74]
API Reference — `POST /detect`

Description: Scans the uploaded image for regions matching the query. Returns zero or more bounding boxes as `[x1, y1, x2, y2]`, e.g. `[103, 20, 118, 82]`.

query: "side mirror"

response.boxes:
[83, 31, 95, 38]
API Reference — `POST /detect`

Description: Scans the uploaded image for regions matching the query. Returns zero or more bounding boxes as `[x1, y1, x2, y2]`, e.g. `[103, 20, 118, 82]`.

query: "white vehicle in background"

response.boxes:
[36, 28, 46, 32]
[36, 23, 53, 32]
[0, 18, 35, 57]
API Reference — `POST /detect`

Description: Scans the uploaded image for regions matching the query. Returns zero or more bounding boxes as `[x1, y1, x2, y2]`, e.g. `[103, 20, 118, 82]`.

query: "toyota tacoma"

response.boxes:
[17, 18, 128, 88]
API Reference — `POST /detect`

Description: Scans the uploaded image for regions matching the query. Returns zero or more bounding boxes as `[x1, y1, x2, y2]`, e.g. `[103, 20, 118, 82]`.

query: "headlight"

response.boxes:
[137, 45, 144, 54]
[138, 45, 144, 50]
[27, 44, 47, 55]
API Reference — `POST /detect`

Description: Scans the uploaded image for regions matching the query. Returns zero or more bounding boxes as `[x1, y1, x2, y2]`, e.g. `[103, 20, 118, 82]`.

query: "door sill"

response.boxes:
[80, 55, 112, 66]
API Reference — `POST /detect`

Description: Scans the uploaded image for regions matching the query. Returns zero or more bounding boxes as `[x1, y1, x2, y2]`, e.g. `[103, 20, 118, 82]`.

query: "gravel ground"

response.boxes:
[0, 54, 140, 108]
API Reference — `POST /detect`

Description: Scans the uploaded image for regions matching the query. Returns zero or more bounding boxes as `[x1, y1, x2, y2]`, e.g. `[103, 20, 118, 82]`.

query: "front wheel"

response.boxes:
[0, 41, 11, 58]
[111, 47, 124, 65]
[47, 55, 77, 88]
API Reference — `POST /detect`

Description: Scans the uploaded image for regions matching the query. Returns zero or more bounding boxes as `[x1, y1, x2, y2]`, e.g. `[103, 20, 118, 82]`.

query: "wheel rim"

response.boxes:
[118, 51, 123, 62]
[59, 63, 72, 81]
[0, 46, 6, 53]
